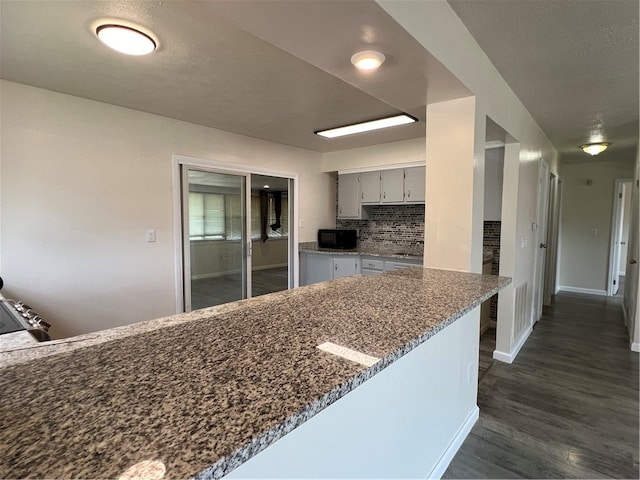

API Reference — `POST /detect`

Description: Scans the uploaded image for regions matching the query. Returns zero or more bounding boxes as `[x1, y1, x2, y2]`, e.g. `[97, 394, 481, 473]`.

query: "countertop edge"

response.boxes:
[194, 273, 511, 480]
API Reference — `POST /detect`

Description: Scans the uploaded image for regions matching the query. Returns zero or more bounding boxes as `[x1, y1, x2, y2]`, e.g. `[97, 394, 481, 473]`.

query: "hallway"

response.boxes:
[444, 292, 639, 479]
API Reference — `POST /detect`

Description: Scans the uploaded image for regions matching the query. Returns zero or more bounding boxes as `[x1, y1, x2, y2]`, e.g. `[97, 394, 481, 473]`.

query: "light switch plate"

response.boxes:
[146, 229, 156, 242]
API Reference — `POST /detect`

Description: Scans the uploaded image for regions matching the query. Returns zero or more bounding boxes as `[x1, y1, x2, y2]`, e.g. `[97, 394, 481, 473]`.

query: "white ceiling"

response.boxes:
[449, 0, 639, 163]
[1, 0, 637, 161]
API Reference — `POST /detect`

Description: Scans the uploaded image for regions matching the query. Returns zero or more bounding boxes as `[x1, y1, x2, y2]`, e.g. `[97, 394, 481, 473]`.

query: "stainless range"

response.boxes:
[0, 278, 52, 343]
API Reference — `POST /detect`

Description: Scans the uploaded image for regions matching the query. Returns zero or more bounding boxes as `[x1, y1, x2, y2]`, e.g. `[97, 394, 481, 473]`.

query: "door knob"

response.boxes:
[539, 243, 547, 249]
[630, 259, 638, 264]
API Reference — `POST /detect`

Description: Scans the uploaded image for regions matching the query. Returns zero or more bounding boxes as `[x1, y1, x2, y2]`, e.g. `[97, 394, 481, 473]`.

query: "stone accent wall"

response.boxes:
[483, 221, 501, 321]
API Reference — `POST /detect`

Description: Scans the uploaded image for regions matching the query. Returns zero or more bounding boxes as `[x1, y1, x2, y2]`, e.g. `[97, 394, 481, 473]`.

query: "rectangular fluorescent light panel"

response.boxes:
[315, 114, 417, 139]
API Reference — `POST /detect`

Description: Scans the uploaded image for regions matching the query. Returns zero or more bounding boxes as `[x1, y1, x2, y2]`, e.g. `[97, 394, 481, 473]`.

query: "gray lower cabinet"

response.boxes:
[361, 257, 385, 276]
[360, 256, 422, 275]
[333, 256, 359, 279]
[301, 252, 422, 285]
[300, 252, 360, 286]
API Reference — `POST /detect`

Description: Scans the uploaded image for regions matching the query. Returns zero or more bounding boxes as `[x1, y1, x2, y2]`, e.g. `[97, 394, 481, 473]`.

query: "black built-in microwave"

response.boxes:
[317, 229, 357, 250]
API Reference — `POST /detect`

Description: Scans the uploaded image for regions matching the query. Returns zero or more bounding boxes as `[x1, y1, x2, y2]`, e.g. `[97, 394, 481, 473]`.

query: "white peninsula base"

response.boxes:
[226, 308, 481, 479]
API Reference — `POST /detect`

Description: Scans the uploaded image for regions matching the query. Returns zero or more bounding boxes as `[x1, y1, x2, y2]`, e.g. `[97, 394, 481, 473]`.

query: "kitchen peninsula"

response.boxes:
[1, 268, 509, 479]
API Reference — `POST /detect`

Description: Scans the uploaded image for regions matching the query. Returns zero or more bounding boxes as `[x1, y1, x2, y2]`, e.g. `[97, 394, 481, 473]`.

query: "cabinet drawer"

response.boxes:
[384, 261, 420, 272]
[361, 268, 384, 276]
[361, 259, 384, 271]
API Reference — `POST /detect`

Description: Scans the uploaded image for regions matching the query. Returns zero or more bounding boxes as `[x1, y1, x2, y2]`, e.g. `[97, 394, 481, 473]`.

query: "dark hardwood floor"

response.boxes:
[479, 326, 496, 383]
[191, 267, 289, 310]
[444, 291, 639, 479]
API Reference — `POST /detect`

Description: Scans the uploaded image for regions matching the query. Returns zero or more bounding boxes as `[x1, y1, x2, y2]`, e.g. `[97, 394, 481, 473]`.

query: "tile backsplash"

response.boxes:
[483, 220, 501, 322]
[337, 204, 425, 255]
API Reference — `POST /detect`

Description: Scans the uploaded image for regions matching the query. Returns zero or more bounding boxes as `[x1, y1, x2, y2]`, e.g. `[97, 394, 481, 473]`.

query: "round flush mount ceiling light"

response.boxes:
[580, 142, 611, 156]
[96, 24, 157, 56]
[350, 50, 385, 71]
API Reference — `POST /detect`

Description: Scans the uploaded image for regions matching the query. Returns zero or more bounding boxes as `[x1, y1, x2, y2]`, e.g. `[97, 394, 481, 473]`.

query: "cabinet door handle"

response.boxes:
[408, 189, 411, 198]
[361, 192, 364, 200]
[335, 264, 338, 270]
[383, 192, 386, 199]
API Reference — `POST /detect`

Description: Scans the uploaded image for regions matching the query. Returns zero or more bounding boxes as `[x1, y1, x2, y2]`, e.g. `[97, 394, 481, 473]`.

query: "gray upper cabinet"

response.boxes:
[381, 169, 405, 203]
[360, 171, 381, 204]
[404, 166, 426, 203]
[337, 173, 361, 219]
[337, 166, 424, 215]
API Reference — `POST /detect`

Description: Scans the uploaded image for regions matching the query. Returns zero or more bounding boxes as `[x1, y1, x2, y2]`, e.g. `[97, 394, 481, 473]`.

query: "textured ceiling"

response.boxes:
[449, 0, 639, 163]
[2, 0, 636, 160]
[0, 0, 468, 153]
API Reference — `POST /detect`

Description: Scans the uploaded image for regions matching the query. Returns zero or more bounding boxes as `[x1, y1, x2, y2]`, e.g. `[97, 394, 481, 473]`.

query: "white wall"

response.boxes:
[558, 158, 635, 293]
[377, 0, 558, 361]
[322, 137, 425, 172]
[0, 80, 334, 338]
[484, 147, 504, 221]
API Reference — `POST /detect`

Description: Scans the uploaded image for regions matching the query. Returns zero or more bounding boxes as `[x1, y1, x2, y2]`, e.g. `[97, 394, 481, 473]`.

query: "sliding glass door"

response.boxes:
[250, 175, 292, 297]
[182, 168, 249, 311]
[179, 162, 294, 312]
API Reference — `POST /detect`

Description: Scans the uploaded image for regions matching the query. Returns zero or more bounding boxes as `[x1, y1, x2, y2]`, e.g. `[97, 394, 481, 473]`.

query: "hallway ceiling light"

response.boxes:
[580, 142, 610, 156]
[350, 50, 385, 71]
[315, 114, 417, 139]
[96, 24, 157, 56]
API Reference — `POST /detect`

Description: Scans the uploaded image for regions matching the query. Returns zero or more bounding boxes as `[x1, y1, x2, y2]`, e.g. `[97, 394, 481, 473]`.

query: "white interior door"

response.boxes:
[533, 160, 550, 322]
[618, 182, 632, 275]
[543, 172, 558, 305]
[608, 179, 633, 295]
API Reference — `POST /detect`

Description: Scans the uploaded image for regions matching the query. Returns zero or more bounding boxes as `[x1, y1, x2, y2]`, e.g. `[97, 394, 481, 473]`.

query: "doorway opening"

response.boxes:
[479, 144, 503, 379]
[173, 156, 296, 313]
[479, 118, 505, 379]
[608, 178, 633, 296]
[533, 160, 550, 323]
[543, 172, 561, 305]
[250, 174, 291, 298]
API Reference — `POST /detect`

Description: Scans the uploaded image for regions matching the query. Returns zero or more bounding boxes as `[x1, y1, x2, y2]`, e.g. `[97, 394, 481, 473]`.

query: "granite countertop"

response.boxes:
[300, 243, 494, 264]
[299, 243, 423, 260]
[0, 268, 510, 480]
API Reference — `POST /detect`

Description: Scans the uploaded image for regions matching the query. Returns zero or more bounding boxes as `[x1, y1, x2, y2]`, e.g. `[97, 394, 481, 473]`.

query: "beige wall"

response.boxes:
[0, 80, 333, 338]
[558, 158, 635, 293]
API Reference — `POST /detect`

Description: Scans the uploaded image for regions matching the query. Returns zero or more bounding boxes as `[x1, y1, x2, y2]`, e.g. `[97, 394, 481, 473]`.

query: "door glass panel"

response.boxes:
[184, 169, 247, 310]
[250, 174, 291, 297]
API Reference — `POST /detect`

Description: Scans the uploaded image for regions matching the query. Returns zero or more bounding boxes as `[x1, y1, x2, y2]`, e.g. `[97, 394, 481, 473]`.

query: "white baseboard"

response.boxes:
[492, 326, 533, 364]
[428, 406, 479, 479]
[558, 286, 607, 296]
[631, 343, 640, 353]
